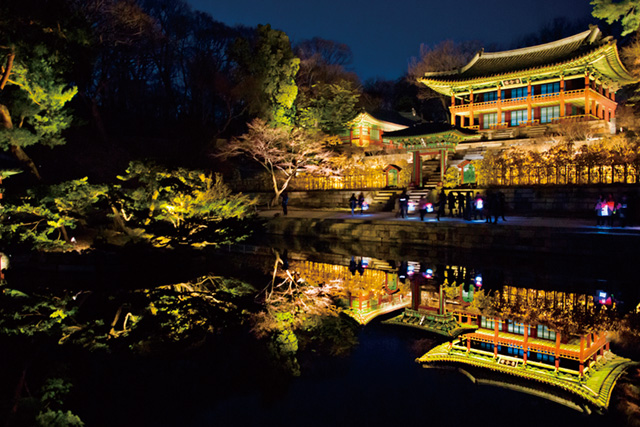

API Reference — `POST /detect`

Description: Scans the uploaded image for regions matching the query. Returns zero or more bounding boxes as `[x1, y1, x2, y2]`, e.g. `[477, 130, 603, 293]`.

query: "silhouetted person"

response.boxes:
[349, 193, 357, 215]
[448, 191, 457, 217]
[436, 189, 446, 221]
[281, 192, 289, 216]
[358, 192, 365, 214]
[617, 194, 629, 227]
[457, 192, 465, 218]
[398, 190, 408, 218]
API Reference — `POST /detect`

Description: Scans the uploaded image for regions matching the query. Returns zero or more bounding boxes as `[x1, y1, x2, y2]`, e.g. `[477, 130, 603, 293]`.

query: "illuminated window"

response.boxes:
[483, 91, 497, 101]
[539, 82, 560, 96]
[511, 87, 528, 99]
[481, 316, 495, 329]
[511, 109, 528, 126]
[370, 128, 380, 140]
[507, 320, 530, 335]
[483, 113, 497, 129]
[540, 106, 560, 123]
[537, 324, 556, 341]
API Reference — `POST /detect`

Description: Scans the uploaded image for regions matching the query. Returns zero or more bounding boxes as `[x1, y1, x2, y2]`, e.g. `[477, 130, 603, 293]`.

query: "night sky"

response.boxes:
[188, 0, 595, 82]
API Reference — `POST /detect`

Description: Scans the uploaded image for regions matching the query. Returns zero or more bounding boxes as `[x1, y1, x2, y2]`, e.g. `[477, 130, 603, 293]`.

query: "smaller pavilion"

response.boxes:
[383, 123, 478, 187]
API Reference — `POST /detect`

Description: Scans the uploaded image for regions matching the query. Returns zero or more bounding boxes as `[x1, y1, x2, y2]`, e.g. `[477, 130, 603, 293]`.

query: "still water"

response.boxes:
[4, 236, 637, 426]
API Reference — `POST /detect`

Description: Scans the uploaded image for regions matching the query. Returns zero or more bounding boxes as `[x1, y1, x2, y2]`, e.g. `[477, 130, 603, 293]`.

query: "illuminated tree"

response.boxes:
[0, 178, 107, 249]
[231, 24, 300, 126]
[443, 166, 461, 188]
[591, 0, 640, 36]
[115, 161, 257, 244]
[219, 119, 336, 206]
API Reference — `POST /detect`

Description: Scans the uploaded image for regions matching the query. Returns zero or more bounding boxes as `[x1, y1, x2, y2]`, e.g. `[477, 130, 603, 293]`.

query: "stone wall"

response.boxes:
[263, 216, 638, 258]
[248, 185, 640, 219]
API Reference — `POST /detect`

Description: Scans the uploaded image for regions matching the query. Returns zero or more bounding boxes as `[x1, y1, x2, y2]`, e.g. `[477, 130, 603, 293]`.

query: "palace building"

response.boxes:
[341, 26, 637, 188]
[419, 26, 636, 137]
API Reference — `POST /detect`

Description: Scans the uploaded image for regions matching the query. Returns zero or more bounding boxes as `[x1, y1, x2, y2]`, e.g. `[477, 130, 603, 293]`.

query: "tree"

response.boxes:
[0, 0, 82, 179]
[293, 37, 360, 134]
[0, 178, 107, 249]
[231, 24, 300, 126]
[219, 118, 336, 205]
[115, 161, 257, 244]
[296, 81, 360, 134]
[408, 40, 481, 122]
[591, 0, 640, 36]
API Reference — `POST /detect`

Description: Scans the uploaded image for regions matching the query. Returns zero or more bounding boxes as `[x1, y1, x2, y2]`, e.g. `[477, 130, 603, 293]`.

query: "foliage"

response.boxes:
[218, 118, 337, 205]
[0, 178, 107, 249]
[129, 276, 255, 352]
[116, 161, 257, 244]
[470, 288, 619, 336]
[591, 0, 640, 36]
[443, 166, 461, 188]
[36, 410, 84, 427]
[231, 24, 300, 126]
[0, 59, 78, 149]
[251, 255, 356, 375]
[475, 133, 640, 185]
[296, 80, 360, 134]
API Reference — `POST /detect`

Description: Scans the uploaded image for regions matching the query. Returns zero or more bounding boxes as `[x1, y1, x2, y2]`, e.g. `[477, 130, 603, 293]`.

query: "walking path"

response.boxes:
[258, 208, 640, 233]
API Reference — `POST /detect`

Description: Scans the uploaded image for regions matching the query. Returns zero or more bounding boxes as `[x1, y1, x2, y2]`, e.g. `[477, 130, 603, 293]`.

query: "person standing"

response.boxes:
[606, 193, 616, 227]
[418, 195, 428, 221]
[617, 194, 629, 227]
[358, 192, 365, 214]
[349, 193, 357, 216]
[457, 192, 465, 218]
[595, 194, 605, 226]
[398, 190, 409, 219]
[281, 192, 289, 216]
[465, 192, 473, 221]
[473, 192, 484, 221]
[448, 191, 457, 217]
[436, 189, 446, 221]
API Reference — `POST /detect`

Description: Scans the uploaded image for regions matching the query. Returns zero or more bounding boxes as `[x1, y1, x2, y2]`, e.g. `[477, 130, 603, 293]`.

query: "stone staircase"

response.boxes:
[370, 190, 397, 211]
[422, 159, 441, 188]
[407, 189, 431, 214]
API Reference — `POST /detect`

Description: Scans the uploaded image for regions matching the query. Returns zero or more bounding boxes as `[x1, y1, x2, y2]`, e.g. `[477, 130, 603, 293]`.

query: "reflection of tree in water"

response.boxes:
[252, 250, 360, 375]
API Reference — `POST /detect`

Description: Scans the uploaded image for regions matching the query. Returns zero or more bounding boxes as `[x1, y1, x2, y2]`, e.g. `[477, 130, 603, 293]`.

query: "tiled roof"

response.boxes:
[424, 27, 602, 80]
[367, 109, 422, 127]
[384, 122, 477, 138]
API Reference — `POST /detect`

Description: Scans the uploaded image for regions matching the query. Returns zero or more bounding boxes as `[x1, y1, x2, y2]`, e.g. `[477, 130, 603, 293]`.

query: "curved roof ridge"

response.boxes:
[479, 27, 599, 59]
[422, 26, 601, 79]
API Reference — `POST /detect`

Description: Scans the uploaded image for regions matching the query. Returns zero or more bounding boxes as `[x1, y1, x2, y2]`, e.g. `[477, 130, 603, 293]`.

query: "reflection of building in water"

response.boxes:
[288, 259, 410, 325]
[406, 281, 636, 413]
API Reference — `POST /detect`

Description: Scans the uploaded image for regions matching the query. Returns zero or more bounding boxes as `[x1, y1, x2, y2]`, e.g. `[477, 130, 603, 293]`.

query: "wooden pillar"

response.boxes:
[554, 332, 561, 370]
[450, 95, 456, 126]
[526, 80, 532, 123]
[579, 335, 585, 375]
[438, 284, 445, 315]
[469, 89, 474, 127]
[494, 319, 499, 358]
[439, 149, 447, 183]
[412, 151, 421, 187]
[497, 85, 502, 126]
[585, 72, 590, 117]
[559, 75, 565, 118]
[523, 324, 529, 364]
[467, 337, 471, 353]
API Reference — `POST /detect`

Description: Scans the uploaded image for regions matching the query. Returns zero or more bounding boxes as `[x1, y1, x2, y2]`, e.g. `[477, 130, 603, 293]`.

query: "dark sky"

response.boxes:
[188, 0, 595, 82]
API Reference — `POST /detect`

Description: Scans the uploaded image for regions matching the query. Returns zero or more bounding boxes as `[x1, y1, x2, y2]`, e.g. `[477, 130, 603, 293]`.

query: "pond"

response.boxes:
[1, 236, 638, 426]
